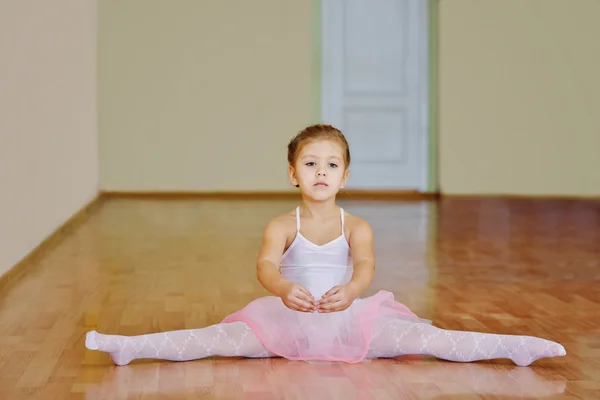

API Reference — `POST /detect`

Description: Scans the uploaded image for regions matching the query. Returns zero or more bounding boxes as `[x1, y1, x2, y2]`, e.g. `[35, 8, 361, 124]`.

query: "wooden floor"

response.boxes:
[1, 196, 599, 399]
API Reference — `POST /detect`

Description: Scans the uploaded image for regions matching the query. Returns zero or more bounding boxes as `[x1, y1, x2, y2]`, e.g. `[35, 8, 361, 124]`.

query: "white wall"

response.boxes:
[99, 0, 317, 192]
[0, 0, 99, 277]
[438, 0, 600, 196]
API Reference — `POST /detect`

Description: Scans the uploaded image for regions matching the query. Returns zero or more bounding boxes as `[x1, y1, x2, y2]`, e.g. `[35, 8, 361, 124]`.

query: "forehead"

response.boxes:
[298, 139, 344, 157]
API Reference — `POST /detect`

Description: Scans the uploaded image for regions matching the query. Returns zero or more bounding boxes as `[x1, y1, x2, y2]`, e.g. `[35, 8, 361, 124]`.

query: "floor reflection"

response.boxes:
[83, 357, 567, 399]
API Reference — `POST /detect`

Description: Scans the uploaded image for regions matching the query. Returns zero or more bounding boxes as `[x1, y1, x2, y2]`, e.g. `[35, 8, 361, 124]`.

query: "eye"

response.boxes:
[305, 162, 316, 166]
[328, 163, 338, 168]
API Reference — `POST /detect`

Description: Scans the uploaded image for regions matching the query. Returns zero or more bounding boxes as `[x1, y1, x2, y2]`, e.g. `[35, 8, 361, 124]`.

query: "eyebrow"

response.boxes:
[301, 154, 342, 161]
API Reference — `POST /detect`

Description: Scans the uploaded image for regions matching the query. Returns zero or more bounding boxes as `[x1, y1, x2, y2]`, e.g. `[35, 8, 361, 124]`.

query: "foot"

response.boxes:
[510, 337, 566, 367]
[85, 330, 136, 366]
[85, 330, 99, 350]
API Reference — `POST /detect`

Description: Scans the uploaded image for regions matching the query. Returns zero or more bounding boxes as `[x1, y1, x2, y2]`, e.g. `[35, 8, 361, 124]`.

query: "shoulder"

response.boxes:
[262, 210, 297, 238]
[343, 210, 373, 241]
[257, 210, 298, 262]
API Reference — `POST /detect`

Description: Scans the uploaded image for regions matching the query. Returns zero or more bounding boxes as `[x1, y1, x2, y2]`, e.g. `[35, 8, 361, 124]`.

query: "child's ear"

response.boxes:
[340, 169, 349, 188]
[288, 165, 299, 187]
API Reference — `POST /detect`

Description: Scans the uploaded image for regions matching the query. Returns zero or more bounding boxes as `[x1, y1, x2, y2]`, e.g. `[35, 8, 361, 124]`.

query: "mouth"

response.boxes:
[314, 182, 328, 187]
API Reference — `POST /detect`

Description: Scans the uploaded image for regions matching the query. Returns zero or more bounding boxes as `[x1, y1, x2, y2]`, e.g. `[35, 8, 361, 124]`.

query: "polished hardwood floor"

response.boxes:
[0, 196, 599, 399]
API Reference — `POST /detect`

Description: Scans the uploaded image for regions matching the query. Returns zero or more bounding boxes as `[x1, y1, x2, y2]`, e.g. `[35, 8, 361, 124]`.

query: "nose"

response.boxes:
[317, 168, 327, 177]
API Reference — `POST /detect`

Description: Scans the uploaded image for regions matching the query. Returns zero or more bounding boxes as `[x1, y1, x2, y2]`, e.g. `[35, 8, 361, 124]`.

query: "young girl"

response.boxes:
[85, 124, 566, 366]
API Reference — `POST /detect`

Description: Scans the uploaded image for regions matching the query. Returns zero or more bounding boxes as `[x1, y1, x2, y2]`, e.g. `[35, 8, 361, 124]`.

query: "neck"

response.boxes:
[299, 196, 338, 219]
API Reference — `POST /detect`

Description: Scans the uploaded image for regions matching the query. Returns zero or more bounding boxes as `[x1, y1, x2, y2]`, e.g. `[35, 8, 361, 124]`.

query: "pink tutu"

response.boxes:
[221, 289, 431, 363]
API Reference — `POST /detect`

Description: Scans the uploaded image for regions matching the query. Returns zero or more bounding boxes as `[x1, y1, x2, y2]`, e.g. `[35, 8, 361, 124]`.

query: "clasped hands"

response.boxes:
[281, 283, 357, 313]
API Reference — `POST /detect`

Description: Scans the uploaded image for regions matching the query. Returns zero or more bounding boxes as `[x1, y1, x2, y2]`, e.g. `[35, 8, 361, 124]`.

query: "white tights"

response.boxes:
[86, 320, 565, 367]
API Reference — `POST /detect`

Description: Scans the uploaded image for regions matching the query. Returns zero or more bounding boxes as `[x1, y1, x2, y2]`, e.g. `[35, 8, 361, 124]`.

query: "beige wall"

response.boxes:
[438, 0, 600, 196]
[98, 0, 599, 196]
[0, 0, 98, 276]
[99, 0, 316, 192]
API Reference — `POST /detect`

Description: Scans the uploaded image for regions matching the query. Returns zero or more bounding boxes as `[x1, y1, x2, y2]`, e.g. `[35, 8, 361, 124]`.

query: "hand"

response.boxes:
[280, 283, 317, 312]
[316, 284, 357, 313]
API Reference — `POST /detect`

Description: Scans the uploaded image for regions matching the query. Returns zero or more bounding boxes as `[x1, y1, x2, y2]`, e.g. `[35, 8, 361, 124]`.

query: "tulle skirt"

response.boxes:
[221, 290, 431, 363]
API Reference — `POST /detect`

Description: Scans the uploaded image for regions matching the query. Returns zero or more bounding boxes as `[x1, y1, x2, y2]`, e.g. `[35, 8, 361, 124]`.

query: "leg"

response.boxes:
[368, 319, 566, 366]
[85, 321, 276, 366]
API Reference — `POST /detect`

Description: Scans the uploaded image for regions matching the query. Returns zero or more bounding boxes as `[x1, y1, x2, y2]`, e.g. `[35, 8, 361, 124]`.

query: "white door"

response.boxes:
[321, 0, 429, 190]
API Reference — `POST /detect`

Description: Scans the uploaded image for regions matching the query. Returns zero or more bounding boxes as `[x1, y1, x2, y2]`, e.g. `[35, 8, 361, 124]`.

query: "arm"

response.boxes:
[256, 218, 289, 297]
[256, 218, 316, 312]
[345, 218, 375, 298]
[317, 218, 375, 313]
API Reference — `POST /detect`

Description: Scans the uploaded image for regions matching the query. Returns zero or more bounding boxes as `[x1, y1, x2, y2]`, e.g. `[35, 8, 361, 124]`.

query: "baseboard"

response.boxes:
[101, 190, 301, 200]
[0, 194, 105, 292]
[100, 190, 440, 200]
[442, 193, 600, 201]
[102, 190, 599, 201]
[338, 190, 440, 200]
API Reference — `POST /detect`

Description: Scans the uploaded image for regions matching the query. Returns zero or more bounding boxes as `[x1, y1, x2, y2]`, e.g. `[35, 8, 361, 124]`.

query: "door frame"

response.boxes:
[319, 0, 436, 193]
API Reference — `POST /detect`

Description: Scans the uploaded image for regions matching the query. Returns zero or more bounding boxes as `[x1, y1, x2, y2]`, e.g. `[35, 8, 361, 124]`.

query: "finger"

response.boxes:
[298, 286, 314, 300]
[287, 301, 311, 312]
[296, 292, 316, 305]
[318, 293, 340, 305]
[320, 307, 343, 313]
[296, 306, 313, 312]
[285, 297, 309, 311]
[292, 298, 315, 311]
[294, 294, 316, 307]
[320, 303, 348, 313]
[319, 300, 342, 312]
[319, 307, 340, 313]
[322, 286, 340, 299]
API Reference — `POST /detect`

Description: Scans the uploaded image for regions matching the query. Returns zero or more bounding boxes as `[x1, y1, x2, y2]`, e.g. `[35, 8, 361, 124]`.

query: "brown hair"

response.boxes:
[287, 124, 351, 169]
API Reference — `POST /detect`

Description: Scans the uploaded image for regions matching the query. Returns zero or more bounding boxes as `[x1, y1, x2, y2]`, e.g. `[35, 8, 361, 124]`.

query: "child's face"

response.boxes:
[289, 139, 349, 201]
